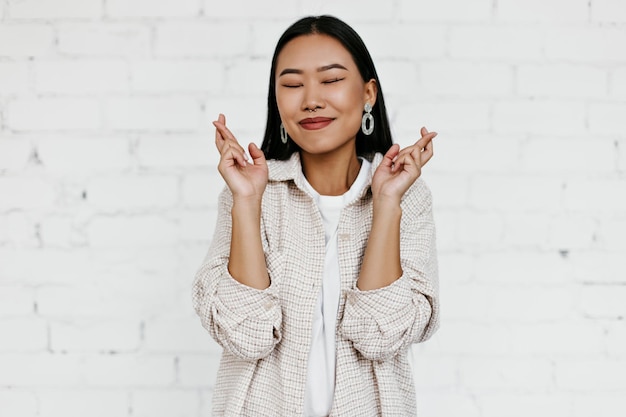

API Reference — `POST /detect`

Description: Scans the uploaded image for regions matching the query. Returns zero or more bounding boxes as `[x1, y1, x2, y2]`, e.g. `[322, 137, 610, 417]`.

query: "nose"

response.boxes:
[301, 84, 325, 112]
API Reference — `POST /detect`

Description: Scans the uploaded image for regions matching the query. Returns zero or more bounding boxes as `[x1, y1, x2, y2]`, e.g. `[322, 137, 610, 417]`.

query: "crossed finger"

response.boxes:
[213, 114, 248, 166]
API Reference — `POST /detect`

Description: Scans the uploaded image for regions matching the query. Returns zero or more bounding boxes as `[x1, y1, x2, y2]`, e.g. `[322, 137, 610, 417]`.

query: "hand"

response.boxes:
[371, 127, 436, 204]
[213, 114, 268, 202]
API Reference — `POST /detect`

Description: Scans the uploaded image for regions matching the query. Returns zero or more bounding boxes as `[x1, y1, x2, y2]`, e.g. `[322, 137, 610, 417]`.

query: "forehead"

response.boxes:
[276, 34, 356, 72]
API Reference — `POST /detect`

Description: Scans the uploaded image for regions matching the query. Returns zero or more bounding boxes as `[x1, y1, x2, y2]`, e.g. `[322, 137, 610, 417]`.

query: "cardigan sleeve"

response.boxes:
[192, 186, 283, 361]
[340, 179, 439, 361]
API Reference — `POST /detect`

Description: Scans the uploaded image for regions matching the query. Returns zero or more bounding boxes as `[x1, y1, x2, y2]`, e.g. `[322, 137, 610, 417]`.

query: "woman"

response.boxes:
[193, 15, 439, 416]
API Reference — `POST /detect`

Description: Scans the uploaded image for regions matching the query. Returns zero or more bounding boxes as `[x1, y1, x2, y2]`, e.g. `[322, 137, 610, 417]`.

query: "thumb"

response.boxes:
[249, 142, 266, 165]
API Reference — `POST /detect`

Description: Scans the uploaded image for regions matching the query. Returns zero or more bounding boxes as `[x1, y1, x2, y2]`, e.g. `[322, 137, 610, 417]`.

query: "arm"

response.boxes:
[341, 182, 439, 361]
[191, 114, 281, 361]
[341, 128, 439, 360]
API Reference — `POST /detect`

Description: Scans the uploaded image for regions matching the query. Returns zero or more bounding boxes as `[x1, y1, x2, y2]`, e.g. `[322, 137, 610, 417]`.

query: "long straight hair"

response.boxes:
[260, 15, 393, 161]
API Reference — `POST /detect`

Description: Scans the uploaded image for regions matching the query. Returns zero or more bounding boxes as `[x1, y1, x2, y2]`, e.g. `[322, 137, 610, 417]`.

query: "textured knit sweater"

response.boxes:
[192, 152, 440, 417]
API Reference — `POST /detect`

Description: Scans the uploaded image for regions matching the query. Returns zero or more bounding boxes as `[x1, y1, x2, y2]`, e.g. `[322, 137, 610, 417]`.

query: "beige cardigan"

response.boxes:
[192, 152, 439, 416]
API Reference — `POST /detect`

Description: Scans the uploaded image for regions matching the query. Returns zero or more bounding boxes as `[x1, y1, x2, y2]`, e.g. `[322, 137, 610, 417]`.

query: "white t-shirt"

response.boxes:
[302, 158, 372, 417]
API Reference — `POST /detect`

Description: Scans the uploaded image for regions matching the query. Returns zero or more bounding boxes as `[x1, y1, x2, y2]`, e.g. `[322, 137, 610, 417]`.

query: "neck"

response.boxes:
[300, 147, 362, 196]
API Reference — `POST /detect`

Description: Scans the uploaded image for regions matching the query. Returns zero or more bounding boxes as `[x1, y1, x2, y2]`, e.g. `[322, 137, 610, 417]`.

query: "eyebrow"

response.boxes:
[279, 63, 348, 77]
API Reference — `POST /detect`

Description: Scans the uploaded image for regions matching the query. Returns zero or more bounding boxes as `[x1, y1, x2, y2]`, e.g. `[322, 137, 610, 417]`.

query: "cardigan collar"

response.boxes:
[267, 151, 384, 202]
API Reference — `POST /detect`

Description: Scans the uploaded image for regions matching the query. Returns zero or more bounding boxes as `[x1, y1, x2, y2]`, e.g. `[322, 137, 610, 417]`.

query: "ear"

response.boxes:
[363, 78, 378, 108]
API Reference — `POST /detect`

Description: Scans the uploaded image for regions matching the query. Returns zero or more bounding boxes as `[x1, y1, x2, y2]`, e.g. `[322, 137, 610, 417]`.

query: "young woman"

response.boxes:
[193, 15, 440, 417]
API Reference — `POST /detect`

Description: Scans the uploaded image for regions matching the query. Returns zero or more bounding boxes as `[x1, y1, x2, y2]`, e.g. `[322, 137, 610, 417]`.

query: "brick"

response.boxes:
[395, 101, 490, 135]
[0, 353, 82, 386]
[38, 390, 128, 417]
[437, 253, 473, 283]
[398, 0, 492, 22]
[35, 60, 128, 94]
[375, 61, 419, 98]
[130, 60, 223, 93]
[38, 216, 77, 249]
[0, 248, 94, 285]
[600, 217, 626, 250]
[508, 322, 605, 355]
[470, 175, 562, 211]
[204, 97, 267, 137]
[180, 210, 217, 241]
[612, 68, 626, 98]
[457, 212, 504, 246]
[0, 318, 47, 351]
[58, 23, 151, 57]
[107, 0, 198, 17]
[87, 216, 179, 247]
[225, 58, 271, 97]
[493, 100, 586, 135]
[589, 102, 626, 134]
[502, 213, 550, 247]
[0, 286, 34, 315]
[428, 134, 520, 174]
[105, 97, 200, 130]
[460, 358, 553, 392]
[432, 210, 457, 251]
[0, 177, 56, 209]
[84, 353, 175, 386]
[545, 27, 626, 62]
[7, 98, 100, 130]
[497, 0, 588, 22]
[436, 323, 512, 355]
[50, 319, 140, 352]
[86, 175, 178, 209]
[427, 174, 469, 208]
[0, 24, 54, 56]
[573, 394, 626, 417]
[0, 390, 38, 417]
[563, 179, 626, 211]
[9, 0, 101, 18]
[0, 62, 30, 95]
[556, 359, 626, 390]
[36, 136, 131, 173]
[548, 214, 598, 250]
[517, 65, 608, 98]
[411, 354, 457, 389]
[592, 0, 626, 22]
[0, 138, 32, 170]
[137, 136, 217, 169]
[250, 21, 294, 57]
[606, 321, 626, 356]
[416, 392, 481, 417]
[300, 1, 392, 21]
[580, 285, 626, 318]
[449, 26, 543, 60]
[421, 63, 513, 96]
[143, 317, 219, 353]
[177, 354, 220, 386]
[181, 172, 224, 207]
[520, 137, 616, 173]
[351, 24, 446, 60]
[0, 212, 38, 247]
[443, 283, 575, 323]
[131, 390, 198, 417]
[481, 394, 572, 417]
[155, 22, 249, 57]
[475, 251, 571, 285]
[207, 0, 297, 18]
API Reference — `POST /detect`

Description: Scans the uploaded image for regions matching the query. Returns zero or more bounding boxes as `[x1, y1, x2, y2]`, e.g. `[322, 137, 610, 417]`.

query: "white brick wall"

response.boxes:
[1, 1, 625, 416]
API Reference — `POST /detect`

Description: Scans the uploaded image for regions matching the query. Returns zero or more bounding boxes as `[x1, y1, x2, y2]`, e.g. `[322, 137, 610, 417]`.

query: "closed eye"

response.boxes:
[323, 78, 344, 84]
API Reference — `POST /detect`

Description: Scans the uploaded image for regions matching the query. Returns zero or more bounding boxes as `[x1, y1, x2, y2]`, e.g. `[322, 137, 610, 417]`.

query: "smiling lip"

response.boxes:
[299, 117, 334, 130]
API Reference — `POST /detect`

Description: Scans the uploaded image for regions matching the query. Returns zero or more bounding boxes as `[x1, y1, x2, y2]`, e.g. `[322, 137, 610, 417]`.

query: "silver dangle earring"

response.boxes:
[361, 102, 374, 135]
[280, 123, 288, 144]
